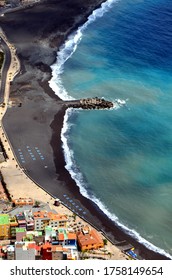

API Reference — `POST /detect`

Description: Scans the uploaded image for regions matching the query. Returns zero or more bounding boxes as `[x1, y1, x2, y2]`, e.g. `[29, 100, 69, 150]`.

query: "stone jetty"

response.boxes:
[65, 97, 114, 110]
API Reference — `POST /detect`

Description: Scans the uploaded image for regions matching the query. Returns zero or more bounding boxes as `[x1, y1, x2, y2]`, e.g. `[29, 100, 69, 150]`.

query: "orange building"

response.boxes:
[34, 211, 68, 231]
[48, 212, 68, 228]
[41, 243, 77, 260]
[77, 226, 104, 251]
[12, 198, 34, 206]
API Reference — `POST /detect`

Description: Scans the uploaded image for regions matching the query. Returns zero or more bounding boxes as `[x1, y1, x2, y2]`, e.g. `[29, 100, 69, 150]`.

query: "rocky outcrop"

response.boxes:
[66, 97, 113, 110]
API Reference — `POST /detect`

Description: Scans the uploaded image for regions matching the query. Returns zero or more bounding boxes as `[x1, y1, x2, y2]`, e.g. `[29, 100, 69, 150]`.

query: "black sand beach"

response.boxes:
[0, 0, 169, 259]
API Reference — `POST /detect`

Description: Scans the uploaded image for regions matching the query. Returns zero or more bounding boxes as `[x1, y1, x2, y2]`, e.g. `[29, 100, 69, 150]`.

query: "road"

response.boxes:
[0, 36, 11, 104]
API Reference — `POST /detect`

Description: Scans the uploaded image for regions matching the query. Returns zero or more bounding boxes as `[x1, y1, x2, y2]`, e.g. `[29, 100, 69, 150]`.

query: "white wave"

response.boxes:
[61, 108, 91, 198]
[61, 108, 172, 260]
[113, 98, 128, 109]
[49, 0, 118, 100]
[92, 197, 172, 260]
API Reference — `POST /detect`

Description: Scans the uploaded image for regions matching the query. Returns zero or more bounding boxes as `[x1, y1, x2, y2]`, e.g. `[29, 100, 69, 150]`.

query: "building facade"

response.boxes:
[0, 214, 10, 240]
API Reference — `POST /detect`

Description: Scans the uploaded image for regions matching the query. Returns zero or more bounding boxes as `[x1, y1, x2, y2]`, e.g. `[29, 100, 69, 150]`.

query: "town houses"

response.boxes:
[0, 199, 106, 260]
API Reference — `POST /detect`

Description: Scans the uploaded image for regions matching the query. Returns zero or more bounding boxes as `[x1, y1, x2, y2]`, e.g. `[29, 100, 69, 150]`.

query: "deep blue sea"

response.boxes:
[50, 0, 172, 258]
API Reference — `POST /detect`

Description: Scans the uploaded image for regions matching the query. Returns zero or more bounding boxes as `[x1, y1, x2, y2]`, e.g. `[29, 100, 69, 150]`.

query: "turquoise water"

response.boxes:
[50, 0, 172, 257]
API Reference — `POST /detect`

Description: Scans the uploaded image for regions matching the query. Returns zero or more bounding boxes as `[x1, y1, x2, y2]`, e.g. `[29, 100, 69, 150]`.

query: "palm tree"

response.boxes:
[34, 200, 41, 207]
[103, 238, 108, 246]
[72, 212, 76, 222]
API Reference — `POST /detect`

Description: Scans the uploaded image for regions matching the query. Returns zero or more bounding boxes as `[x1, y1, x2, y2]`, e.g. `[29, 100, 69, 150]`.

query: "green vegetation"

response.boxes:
[0, 51, 4, 70]
[34, 200, 41, 207]
[72, 212, 76, 222]
[103, 238, 108, 246]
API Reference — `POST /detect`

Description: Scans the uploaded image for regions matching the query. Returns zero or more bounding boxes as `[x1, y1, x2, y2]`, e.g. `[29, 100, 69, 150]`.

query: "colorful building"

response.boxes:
[6, 245, 15, 260]
[48, 212, 68, 228]
[45, 226, 56, 242]
[51, 245, 64, 260]
[12, 198, 34, 206]
[24, 210, 34, 231]
[9, 216, 18, 239]
[0, 214, 10, 240]
[77, 226, 104, 251]
[16, 213, 26, 229]
[34, 211, 68, 231]
[16, 228, 26, 242]
[58, 228, 77, 247]
[40, 242, 77, 260]
[41, 242, 52, 260]
[34, 211, 50, 231]
[15, 241, 37, 260]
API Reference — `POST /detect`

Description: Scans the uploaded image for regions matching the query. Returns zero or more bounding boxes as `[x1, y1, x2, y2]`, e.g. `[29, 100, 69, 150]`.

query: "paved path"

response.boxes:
[0, 36, 11, 103]
[0, 28, 20, 104]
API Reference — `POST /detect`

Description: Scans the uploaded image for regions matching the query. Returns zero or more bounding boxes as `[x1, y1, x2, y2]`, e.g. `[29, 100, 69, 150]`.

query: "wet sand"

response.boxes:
[0, 0, 169, 259]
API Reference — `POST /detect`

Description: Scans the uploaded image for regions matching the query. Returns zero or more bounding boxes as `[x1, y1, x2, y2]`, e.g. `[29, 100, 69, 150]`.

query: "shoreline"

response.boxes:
[49, 107, 170, 260]
[0, 0, 170, 260]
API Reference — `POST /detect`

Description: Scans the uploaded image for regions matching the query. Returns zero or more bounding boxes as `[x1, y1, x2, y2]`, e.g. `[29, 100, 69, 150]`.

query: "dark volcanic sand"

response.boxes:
[0, 0, 169, 259]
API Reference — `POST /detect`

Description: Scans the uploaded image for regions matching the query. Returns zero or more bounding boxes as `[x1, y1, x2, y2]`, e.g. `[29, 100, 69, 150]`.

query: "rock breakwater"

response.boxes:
[65, 97, 114, 110]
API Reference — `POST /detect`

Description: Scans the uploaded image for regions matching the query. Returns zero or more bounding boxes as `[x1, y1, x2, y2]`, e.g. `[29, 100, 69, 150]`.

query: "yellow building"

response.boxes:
[0, 214, 10, 240]
[49, 213, 68, 229]
[9, 216, 18, 239]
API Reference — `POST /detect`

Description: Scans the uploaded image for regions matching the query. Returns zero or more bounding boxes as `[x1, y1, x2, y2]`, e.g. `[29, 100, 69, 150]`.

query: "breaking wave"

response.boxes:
[49, 0, 117, 100]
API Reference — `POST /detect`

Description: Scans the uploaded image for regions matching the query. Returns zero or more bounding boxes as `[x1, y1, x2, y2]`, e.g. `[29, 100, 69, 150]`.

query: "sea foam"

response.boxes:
[49, 0, 117, 100]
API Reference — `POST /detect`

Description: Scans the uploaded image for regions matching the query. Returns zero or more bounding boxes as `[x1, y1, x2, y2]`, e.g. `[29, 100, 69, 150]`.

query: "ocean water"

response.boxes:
[49, 0, 172, 258]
